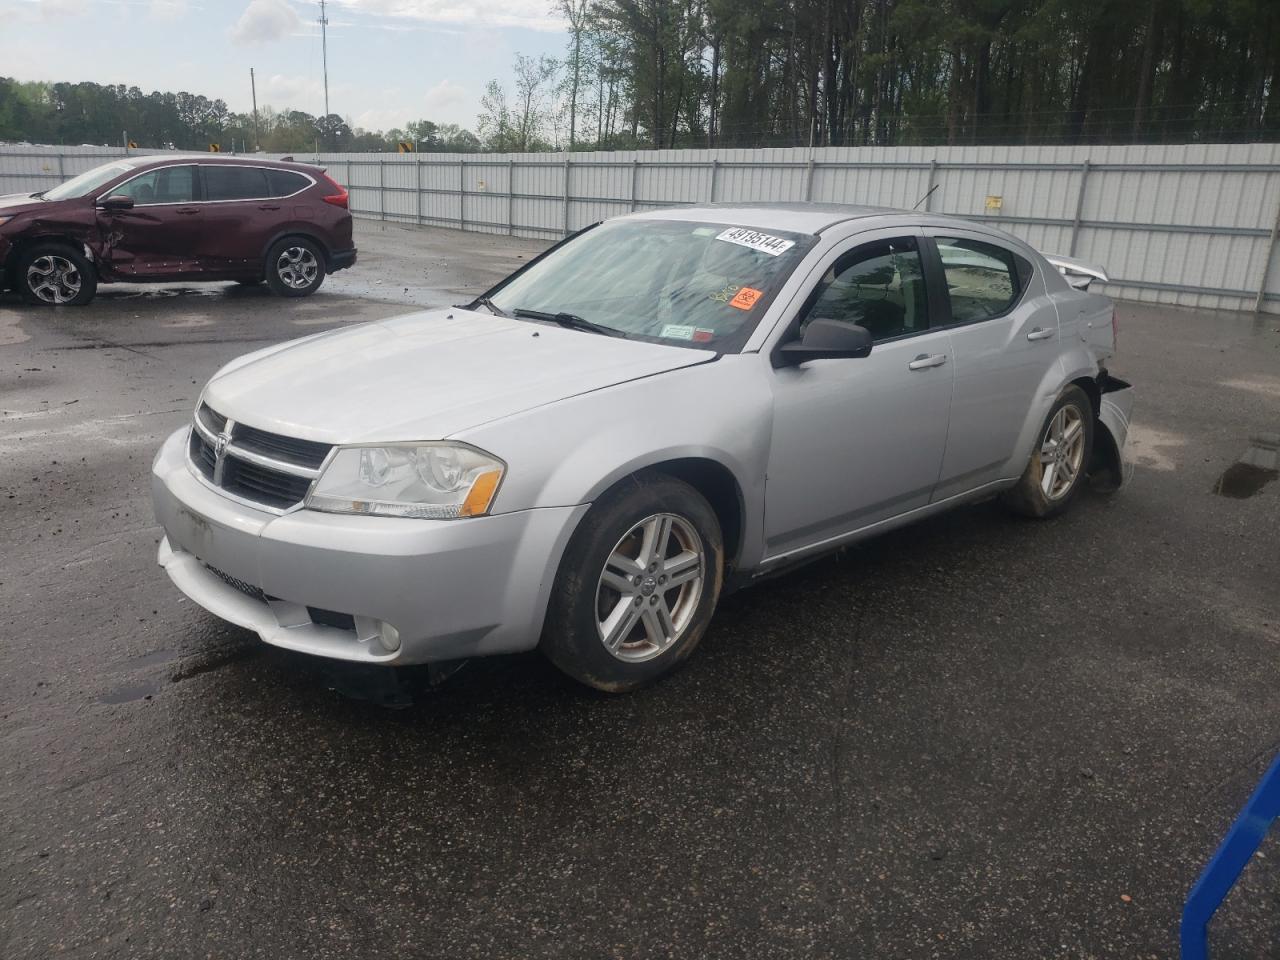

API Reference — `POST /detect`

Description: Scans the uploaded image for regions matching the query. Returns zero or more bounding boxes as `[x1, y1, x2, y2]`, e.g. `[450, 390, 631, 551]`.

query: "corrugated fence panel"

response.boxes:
[3, 142, 1279, 313]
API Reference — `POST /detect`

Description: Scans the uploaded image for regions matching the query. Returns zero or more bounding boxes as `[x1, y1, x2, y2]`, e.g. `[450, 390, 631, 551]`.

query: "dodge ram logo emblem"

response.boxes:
[214, 428, 232, 460]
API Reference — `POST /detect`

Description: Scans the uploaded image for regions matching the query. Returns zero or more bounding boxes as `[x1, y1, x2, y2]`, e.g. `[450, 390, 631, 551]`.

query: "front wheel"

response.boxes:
[264, 238, 325, 298]
[1002, 384, 1095, 518]
[540, 474, 724, 693]
[17, 243, 97, 306]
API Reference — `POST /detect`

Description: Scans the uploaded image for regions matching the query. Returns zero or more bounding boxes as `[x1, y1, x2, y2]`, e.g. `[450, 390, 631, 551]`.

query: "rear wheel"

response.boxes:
[17, 243, 97, 306]
[1002, 385, 1094, 518]
[264, 237, 325, 298]
[541, 474, 724, 692]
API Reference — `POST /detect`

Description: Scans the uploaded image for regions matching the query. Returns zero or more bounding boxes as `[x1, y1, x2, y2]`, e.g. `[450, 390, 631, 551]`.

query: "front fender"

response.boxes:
[455, 355, 773, 569]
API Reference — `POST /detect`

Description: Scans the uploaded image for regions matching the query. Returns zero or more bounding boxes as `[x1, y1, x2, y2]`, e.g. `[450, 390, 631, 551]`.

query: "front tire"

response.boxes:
[1002, 385, 1094, 518]
[264, 238, 325, 298]
[17, 243, 97, 306]
[541, 474, 724, 693]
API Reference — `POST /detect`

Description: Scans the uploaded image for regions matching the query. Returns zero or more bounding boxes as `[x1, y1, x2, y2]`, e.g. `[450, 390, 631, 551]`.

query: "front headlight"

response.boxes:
[0, 215, 15, 227]
[306, 443, 505, 519]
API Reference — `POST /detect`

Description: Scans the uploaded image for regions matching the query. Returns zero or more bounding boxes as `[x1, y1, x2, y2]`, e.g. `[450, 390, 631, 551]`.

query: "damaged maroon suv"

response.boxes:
[0, 155, 356, 305]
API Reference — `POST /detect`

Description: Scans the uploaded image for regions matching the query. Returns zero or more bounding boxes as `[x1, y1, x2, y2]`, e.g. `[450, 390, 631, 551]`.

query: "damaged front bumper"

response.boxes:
[151, 426, 585, 665]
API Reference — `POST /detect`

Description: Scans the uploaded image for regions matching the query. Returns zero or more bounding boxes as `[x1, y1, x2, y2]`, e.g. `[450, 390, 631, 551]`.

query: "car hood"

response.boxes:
[0, 193, 51, 216]
[203, 308, 714, 443]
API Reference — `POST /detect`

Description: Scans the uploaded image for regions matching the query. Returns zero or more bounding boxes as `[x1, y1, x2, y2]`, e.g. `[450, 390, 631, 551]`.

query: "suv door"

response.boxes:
[96, 164, 202, 278]
[193, 165, 279, 276]
[923, 232, 1062, 499]
[763, 232, 954, 560]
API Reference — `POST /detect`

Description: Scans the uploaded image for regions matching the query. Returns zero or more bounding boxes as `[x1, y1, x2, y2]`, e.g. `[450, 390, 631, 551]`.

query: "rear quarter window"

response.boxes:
[267, 170, 311, 197]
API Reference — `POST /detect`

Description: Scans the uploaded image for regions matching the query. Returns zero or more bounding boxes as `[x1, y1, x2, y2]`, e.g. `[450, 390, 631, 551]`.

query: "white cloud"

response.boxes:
[334, 0, 566, 33]
[40, 0, 87, 16]
[230, 0, 302, 46]
[265, 73, 326, 101]
[423, 79, 466, 113]
[352, 107, 411, 133]
[150, 0, 187, 19]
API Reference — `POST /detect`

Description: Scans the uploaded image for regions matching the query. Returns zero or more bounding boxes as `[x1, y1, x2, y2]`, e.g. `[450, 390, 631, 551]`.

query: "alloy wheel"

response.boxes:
[595, 513, 705, 663]
[26, 255, 82, 304]
[1039, 404, 1086, 500]
[276, 246, 319, 289]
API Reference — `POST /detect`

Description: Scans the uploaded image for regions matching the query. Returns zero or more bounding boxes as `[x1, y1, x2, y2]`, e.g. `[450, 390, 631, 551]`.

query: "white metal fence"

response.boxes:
[4, 142, 1280, 314]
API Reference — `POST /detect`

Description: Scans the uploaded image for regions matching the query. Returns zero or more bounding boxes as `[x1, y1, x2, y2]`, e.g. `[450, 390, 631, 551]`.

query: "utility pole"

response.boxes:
[250, 67, 260, 151]
[318, 0, 330, 119]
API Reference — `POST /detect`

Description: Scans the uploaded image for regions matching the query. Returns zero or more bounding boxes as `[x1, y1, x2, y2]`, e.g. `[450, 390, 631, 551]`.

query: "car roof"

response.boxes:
[619, 202, 1045, 256]
[122, 154, 323, 174]
[621, 202, 908, 235]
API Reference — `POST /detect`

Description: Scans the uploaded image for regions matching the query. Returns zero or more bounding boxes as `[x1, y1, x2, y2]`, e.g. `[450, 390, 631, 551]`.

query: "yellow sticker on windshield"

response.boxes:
[729, 286, 763, 310]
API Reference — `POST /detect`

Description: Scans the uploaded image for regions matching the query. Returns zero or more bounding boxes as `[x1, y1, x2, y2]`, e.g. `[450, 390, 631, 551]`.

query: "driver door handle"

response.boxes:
[176, 207, 201, 216]
[1026, 326, 1055, 341]
[908, 353, 947, 370]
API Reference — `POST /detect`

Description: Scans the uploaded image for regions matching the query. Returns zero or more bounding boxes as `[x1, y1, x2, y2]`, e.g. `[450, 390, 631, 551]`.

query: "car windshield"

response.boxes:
[41, 160, 134, 201]
[486, 219, 813, 350]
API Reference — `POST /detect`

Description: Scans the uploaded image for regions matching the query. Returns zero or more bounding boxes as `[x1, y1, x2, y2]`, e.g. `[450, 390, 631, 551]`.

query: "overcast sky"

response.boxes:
[0, 0, 568, 132]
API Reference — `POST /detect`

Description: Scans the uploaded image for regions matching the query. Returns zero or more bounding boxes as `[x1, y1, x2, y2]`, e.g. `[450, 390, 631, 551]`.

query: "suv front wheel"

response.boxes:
[265, 237, 326, 298]
[16, 243, 97, 306]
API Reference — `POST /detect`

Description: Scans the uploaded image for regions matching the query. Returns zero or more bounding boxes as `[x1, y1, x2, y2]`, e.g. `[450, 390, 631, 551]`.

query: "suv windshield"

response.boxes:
[42, 160, 134, 201]
[486, 219, 813, 351]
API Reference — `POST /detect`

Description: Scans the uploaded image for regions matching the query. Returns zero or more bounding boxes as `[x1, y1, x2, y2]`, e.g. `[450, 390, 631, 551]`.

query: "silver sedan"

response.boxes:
[152, 204, 1134, 691]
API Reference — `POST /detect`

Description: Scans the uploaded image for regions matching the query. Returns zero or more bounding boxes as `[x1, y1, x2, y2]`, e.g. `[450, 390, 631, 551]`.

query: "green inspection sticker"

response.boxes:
[660, 324, 696, 340]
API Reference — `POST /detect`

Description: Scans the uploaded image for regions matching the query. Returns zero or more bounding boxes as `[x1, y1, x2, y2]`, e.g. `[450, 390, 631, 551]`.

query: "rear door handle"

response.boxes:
[258, 204, 281, 211]
[908, 353, 947, 370]
[1026, 327, 1055, 341]
[176, 207, 201, 216]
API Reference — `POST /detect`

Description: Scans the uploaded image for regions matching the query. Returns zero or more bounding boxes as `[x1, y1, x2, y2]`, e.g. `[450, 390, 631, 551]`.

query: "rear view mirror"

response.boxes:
[98, 195, 135, 211]
[774, 318, 873, 367]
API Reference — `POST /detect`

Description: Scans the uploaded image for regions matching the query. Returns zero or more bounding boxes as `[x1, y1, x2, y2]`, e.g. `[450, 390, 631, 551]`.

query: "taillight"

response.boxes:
[1110, 306, 1118, 351]
[320, 172, 348, 208]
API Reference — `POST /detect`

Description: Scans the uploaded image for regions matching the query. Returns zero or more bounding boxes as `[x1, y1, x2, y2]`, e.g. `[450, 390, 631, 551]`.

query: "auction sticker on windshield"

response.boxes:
[716, 227, 796, 256]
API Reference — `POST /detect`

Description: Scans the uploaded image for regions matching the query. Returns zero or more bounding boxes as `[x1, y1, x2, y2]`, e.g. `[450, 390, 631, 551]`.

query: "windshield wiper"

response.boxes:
[513, 308, 625, 338]
[458, 295, 508, 317]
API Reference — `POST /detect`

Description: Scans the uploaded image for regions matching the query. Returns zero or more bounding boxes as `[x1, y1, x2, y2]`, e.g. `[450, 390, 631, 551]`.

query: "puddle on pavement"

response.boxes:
[1214, 434, 1279, 499]
[1214, 463, 1278, 499]
[99, 642, 261, 704]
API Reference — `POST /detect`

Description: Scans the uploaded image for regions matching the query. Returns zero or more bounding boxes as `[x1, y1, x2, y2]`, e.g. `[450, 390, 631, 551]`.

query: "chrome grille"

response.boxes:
[189, 402, 332, 511]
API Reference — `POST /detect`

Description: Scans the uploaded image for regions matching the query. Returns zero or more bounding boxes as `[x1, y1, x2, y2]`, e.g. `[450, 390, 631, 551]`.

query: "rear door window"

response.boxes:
[935, 237, 1028, 322]
[203, 166, 272, 202]
[267, 169, 311, 197]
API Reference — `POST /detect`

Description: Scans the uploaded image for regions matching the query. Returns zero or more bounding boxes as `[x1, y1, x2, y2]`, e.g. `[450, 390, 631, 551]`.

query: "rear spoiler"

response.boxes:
[1044, 253, 1109, 291]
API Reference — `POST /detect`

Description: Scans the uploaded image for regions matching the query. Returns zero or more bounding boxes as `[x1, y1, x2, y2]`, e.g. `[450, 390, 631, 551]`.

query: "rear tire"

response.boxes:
[1002, 385, 1094, 519]
[264, 237, 325, 298]
[16, 243, 97, 306]
[540, 474, 724, 693]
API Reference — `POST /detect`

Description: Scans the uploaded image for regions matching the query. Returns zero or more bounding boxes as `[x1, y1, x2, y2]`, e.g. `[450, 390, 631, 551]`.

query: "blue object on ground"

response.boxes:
[1181, 751, 1280, 959]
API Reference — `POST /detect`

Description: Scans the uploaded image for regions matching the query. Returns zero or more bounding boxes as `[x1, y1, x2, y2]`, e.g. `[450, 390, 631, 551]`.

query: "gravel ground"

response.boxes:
[1, 219, 1278, 959]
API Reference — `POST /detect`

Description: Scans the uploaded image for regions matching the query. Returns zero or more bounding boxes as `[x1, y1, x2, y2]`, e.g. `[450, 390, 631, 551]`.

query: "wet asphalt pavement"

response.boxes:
[2, 221, 1279, 959]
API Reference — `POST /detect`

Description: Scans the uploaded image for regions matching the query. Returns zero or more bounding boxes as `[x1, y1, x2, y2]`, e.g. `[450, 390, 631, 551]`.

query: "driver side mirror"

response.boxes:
[774, 318, 873, 367]
[97, 195, 134, 212]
